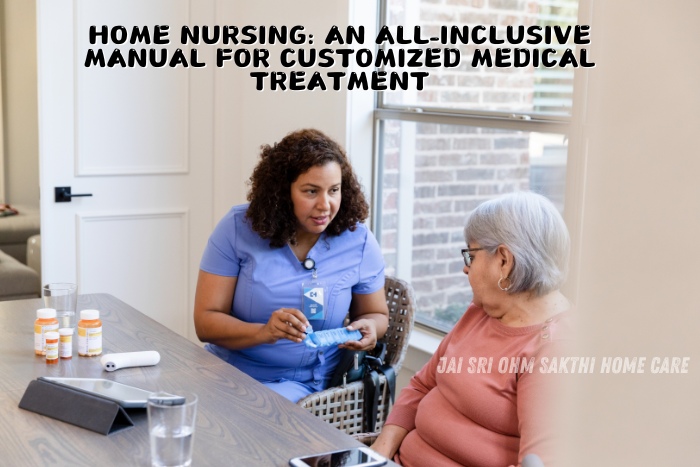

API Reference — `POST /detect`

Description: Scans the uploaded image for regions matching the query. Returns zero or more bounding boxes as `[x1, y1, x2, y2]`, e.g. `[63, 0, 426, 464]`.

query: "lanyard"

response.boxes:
[302, 257, 317, 279]
[301, 257, 324, 320]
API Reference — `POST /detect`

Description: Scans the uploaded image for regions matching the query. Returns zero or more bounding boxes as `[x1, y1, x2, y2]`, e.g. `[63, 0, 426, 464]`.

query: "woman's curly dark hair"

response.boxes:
[246, 129, 369, 248]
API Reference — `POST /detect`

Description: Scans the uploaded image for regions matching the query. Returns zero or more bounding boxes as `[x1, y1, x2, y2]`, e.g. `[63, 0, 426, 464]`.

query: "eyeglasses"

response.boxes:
[461, 247, 485, 267]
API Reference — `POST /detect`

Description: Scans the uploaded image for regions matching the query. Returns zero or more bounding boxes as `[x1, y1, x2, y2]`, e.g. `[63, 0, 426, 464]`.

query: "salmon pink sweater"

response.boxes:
[385, 304, 570, 467]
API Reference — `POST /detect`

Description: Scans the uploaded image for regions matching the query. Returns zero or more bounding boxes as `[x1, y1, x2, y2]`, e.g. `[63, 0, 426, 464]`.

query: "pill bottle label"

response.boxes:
[59, 335, 73, 359]
[34, 323, 59, 355]
[78, 326, 102, 356]
[45, 340, 59, 363]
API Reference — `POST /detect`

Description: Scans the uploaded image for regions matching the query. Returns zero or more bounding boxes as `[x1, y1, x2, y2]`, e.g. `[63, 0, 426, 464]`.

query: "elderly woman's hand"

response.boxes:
[340, 318, 378, 351]
[371, 425, 409, 460]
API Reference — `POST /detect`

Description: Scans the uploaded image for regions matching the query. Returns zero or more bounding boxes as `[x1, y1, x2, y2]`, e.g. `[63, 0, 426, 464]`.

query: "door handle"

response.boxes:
[54, 186, 93, 203]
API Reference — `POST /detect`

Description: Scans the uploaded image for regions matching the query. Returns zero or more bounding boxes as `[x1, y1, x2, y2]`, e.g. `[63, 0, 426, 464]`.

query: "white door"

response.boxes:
[37, 0, 215, 340]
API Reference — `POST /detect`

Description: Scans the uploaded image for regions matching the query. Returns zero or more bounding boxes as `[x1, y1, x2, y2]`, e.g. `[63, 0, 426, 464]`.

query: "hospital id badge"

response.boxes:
[302, 281, 325, 320]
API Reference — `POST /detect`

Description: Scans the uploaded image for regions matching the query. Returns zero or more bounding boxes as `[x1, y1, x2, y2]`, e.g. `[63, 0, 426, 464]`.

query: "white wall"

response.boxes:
[0, 23, 4, 201]
[212, 0, 375, 222]
[0, 0, 39, 208]
[562, 1, 700, 464]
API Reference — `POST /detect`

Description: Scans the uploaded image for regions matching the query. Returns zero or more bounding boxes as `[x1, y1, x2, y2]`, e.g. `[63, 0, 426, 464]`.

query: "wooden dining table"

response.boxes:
[0, 293, 396, 466]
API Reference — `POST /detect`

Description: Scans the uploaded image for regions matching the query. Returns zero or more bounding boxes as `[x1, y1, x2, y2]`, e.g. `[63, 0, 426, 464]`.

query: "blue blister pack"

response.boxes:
[303, 325, 362, 348]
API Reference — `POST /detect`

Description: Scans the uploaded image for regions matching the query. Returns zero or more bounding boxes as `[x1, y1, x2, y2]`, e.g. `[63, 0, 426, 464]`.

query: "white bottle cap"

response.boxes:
[37, 308, 57, 319]
[59, 328, 74, 336]
[80, 309, 100, 320]
[44, 331, 59, 340]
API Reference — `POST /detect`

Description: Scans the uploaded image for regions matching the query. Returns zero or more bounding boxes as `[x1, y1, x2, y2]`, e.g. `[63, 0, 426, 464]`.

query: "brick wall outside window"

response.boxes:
[378, 0, 576, 329]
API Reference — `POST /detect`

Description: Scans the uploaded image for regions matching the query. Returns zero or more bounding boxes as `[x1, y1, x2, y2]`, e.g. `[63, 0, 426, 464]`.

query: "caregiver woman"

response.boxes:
[194, 128, 389, 402]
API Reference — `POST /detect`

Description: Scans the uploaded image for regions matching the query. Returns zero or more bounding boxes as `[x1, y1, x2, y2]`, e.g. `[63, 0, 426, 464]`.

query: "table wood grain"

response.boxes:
[0, 294, 395, 466]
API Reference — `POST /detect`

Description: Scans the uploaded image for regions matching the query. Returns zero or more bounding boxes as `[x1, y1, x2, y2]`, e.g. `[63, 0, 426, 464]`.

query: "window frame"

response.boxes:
[369, 0, 589, 334]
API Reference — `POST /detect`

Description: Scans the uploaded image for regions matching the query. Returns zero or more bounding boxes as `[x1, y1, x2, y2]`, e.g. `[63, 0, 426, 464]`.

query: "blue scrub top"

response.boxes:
[200, 204, 385, 392]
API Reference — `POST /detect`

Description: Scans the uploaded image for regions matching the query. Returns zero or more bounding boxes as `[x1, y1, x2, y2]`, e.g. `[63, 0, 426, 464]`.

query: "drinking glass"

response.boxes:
[43, 283, 78, 329]
[148, 392, 197, 467]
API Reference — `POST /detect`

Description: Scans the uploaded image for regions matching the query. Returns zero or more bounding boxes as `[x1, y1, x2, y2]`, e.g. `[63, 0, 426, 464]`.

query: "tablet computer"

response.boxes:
[38, 377, 184, 408]
[289, 447, 387, 467]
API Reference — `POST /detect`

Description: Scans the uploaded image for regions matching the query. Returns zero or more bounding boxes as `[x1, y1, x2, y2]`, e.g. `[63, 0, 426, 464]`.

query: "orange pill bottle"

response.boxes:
[77, 309, 102, 356]
[45, 332, 59, 364]
[34, 308, 59, 356]
[59, 328, 74, 360]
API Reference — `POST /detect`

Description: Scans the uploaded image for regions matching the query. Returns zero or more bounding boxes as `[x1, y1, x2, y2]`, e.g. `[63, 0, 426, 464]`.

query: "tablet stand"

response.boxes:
[18, 378, 135, 435]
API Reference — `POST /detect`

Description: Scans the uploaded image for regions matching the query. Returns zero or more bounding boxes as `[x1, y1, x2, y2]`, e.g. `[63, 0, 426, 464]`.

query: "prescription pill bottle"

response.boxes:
[59, 328, 74, 360]
[45, 331, 59, 364]
[34, 308, 59, 356]
[77, 309, 102, 357]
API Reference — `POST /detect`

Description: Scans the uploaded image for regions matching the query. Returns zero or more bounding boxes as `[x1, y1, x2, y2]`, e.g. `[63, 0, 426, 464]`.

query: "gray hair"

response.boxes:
[463, 191, 570, 296]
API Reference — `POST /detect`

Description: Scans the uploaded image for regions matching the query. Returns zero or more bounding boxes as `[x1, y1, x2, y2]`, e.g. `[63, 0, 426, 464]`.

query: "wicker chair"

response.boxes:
[297, 276, 415, 436]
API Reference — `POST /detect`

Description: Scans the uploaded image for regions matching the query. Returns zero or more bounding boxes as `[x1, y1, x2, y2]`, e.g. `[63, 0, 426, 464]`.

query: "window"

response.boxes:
[373, 0, 580, 332]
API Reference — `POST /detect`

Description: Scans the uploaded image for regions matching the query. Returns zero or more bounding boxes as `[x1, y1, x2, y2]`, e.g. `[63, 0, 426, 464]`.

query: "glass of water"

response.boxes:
[43, 283, 77, 329]
[148, 392, 198, 467]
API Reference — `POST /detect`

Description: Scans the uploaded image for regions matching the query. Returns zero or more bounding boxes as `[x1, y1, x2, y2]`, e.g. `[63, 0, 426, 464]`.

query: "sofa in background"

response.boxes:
[0, 206, 41, 300]
[0, 249, 40, 300]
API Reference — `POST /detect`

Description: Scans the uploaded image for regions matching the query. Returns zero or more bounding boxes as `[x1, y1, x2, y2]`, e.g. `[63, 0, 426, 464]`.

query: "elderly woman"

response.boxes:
[372, 191, 571, 467]
[194, 129, 389, 403]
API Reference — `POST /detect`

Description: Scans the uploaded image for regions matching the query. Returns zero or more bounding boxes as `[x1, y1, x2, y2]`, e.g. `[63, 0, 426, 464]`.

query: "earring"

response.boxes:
[498, 276, 511, 292]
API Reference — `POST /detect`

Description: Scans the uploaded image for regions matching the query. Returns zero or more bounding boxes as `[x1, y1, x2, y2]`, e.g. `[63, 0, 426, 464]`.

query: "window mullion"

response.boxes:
[375, 108, 570, 135]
